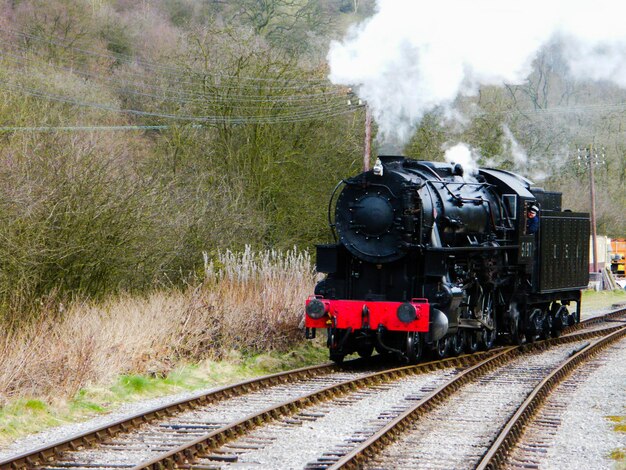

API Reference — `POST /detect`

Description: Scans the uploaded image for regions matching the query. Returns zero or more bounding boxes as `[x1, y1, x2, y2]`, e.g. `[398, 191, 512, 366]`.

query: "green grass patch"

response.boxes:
[0, 398, 64, 442]
[607, 416, 626, 467]
[608, 417, 626, 433]
[608, 416, 626, 432]
[610, 448, 625, 461]
[608, 416, 626, 423]
[581, 289, 626, 315]
[0, 340, 327, 445]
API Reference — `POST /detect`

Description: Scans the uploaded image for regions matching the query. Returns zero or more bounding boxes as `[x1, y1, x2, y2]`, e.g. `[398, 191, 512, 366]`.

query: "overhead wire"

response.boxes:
[0, 28, 358, 125]
[0, 26, 361, 125]
[502, 103, 626, 116]
[0, 50, 348, 110]
[0, 38, 347, 100]
[0, 79, 362, 124]
[0, 27, 332, 87]
[0, 125, 172, 132]
[8, 28, 623, 127]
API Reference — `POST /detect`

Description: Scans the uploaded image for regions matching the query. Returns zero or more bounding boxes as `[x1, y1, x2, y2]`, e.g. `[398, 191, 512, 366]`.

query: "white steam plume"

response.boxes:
[502, 125, 528, 168]
[328, 0, 626, 144]
[443, 143, 480, 176]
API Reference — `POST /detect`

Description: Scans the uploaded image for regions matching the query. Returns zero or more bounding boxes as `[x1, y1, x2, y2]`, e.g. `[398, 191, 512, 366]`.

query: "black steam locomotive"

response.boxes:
[304, 156, 590, 363]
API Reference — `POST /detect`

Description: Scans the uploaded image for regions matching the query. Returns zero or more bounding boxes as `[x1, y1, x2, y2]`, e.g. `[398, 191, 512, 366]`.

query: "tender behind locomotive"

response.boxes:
[305, 156, 590, 363]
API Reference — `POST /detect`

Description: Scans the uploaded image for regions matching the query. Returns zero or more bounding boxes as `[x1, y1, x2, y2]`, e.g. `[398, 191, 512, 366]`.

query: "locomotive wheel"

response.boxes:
[405, 331, 423, 364]
[551, 305, 568, 338]
[433, 337, 449, 359]
[526, 308, 542, 343]
[357, 344, 374, 358]
[509, 316, 524, 345]
[329, 353, 345, 364]
[550, 318, 563, 338]
[327, 328, 338, 349]
[464, 330, 479, 353]
[479, 289, 497, 350]
[539, 313, 552, 340]
[450, 329, 464, 356]
[480, 324, 497, 350]
[328, 328, 345, 363]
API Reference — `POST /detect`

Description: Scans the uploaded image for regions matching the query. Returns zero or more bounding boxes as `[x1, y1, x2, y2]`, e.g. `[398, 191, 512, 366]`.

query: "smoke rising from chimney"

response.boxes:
[444, 143, 480, 176]
[328, 0, 626, 145]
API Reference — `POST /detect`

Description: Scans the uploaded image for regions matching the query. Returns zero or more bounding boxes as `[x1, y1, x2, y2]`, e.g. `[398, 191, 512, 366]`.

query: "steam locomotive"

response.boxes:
[304, 156, 590, 363]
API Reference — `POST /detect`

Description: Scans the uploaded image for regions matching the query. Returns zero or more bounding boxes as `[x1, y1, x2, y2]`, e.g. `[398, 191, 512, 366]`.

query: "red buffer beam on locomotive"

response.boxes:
[305, 297, 430, 332]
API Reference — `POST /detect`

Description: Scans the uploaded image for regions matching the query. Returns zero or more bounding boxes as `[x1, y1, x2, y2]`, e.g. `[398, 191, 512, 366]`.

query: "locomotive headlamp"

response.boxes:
[373, 158, 384, 176]
[306, 298, 327, 319]
[397, 303, 417, 323]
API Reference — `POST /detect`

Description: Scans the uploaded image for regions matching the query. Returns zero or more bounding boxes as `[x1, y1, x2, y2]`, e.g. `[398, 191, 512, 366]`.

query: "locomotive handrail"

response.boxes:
[411, 162, 444, 181]
[343, 179, 401, 199]
[425, 245, 518, 252]
[487, 184, 515, 229]
[327, 179, 348, 242]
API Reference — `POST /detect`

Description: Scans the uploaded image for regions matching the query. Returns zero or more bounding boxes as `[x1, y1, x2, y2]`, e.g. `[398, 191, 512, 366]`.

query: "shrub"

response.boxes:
[0, 247, 316, 403]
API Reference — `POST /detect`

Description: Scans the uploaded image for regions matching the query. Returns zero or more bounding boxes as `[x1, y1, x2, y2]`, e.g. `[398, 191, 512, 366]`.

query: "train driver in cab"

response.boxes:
[526, 204, 540, 234]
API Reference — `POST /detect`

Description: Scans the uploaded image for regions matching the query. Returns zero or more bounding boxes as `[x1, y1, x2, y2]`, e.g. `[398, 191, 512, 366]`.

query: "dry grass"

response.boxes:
[0, 247, 315, 405]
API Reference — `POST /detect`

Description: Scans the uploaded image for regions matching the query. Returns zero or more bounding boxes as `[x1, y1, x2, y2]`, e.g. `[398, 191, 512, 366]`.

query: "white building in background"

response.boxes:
[589, 236, 611, 273]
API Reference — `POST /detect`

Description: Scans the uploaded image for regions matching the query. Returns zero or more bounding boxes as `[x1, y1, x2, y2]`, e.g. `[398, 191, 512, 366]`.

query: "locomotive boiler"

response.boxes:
[304, 156, 590, 363]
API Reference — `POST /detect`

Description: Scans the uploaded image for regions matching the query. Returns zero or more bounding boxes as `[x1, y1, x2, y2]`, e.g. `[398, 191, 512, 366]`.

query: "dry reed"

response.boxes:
[0, 247, 315, 404]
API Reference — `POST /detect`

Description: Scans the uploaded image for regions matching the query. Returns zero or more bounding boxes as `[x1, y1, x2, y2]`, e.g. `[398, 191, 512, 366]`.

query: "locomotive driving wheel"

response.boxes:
[507, 301, 524, 345]
[449, 328, 465, 356]
[464, 330, 479, 353]
[509, 314, 524, 345]
[433, 337, 449, 359]
[525, 308, 543, 343]
[479, 290, 497, 350]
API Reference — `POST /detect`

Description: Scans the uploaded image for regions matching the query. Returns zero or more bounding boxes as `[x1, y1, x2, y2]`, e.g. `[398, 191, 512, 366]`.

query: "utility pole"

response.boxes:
[578, 144, 605, 273]
[364, 103, 371, 171]
[589, 144, 598, 273]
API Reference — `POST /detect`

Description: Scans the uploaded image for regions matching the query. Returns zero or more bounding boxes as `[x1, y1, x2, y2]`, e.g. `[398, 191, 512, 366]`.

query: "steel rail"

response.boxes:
[327, 324, 625, 470]
[476, 324, 626, 470]
[132, 352, 498, 469]
[571, 306, 626, 331]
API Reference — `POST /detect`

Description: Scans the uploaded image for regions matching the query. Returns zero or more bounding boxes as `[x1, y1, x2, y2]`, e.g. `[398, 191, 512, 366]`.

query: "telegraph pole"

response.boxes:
[589, 144, 598, 273]
[578, 144, 604, 273]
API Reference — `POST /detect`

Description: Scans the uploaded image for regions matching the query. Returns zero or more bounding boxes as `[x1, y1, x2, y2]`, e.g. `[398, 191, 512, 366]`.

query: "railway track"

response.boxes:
[330, 318, 626, 469]
[1, 308, 624, 470]
[0, 350, 496, 469]
[478, 325, 626, 469]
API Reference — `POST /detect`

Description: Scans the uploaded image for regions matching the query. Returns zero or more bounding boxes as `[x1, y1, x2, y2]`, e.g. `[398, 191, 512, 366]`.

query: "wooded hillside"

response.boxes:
[0, 0, 624, 321]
